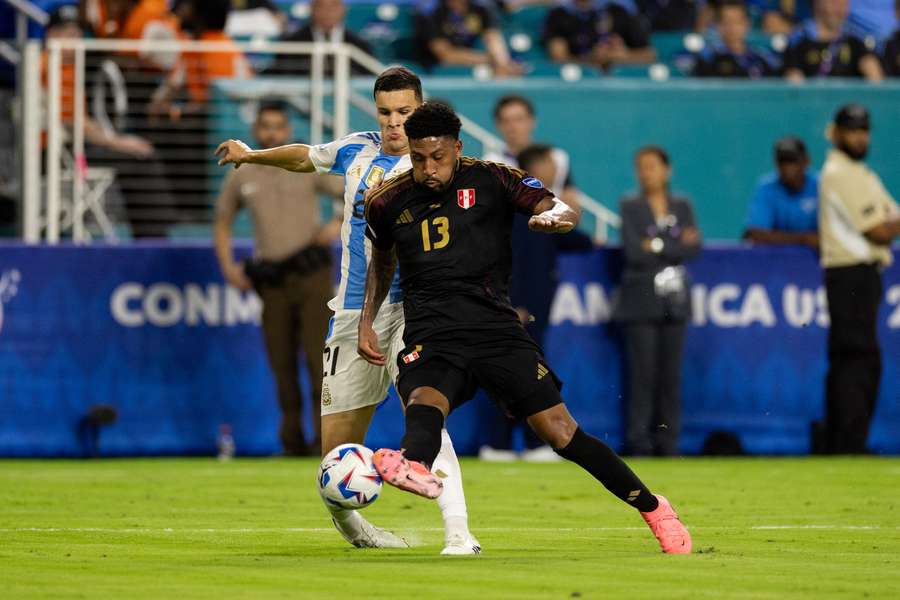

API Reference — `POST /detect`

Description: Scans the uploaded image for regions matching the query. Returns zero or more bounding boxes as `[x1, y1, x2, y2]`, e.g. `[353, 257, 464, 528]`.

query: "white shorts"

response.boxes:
[320, 302, 405, 416]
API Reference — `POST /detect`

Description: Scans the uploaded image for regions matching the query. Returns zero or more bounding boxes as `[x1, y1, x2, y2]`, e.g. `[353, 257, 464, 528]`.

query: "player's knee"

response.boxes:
[406, 387, 450, 417]
[532, 413, 578, 449]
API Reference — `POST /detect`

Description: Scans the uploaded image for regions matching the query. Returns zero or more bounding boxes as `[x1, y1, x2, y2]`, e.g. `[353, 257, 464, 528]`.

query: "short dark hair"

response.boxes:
[493, 94, 535, 120]
[257, 99, 290, 120]
[404, 101, 462, 141]
[635, 145, 670, 166]
[373, 67, 423, 102]
[716, 0, 748, 18]
[517, 144, 553, 171]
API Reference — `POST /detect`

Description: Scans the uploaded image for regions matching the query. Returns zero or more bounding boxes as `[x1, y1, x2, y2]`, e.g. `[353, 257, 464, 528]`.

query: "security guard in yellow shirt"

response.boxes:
[818, 103, 900, 454]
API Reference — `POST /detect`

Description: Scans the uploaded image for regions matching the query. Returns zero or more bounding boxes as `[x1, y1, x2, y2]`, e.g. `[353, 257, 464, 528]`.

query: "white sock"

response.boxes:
[432, 428, 471, 540]
[326, 502, 365, 535]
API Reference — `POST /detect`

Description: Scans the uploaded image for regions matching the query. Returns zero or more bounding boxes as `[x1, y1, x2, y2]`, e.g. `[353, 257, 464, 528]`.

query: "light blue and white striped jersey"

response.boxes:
[309, 131, 407, 311]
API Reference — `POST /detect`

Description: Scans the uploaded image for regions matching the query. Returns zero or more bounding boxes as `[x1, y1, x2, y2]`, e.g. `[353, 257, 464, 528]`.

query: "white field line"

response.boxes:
[0, 525, 896, 534]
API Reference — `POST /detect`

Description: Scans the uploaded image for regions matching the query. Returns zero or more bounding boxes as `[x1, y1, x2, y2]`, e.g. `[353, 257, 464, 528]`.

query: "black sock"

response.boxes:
[400, 404, 444, 467]
[554, 428, 659, 512]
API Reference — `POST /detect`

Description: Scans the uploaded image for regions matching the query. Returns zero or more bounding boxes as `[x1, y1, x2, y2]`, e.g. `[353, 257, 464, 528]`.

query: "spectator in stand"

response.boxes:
[415, 0, 523, 76]
[43, 5, 176, 237]
[214, 100, 342, 456]
[542, 0, 656, 72]
[81, 0, 182, 76]
[614, 146, 701, 457]
[743, 136, 819, 247]
[82, 0, 179, 41]
[266, 0, 373, 75]
[483, 95, 580, 210]
[147, 0, 251, 227]
[693, 0, 779, 78]
[477, 144, 593, 462]
[782, 0, 884, 82]
[882, 1, 900, 76]
[637, 0, 704, 31]
[752, 0, 813, 35]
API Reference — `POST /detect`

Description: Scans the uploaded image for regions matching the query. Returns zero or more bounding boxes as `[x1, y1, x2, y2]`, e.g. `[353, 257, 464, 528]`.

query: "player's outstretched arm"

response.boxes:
[214, 140, 317, 173]
[358, 245, 398, 366]
[528, 197, 578, 233]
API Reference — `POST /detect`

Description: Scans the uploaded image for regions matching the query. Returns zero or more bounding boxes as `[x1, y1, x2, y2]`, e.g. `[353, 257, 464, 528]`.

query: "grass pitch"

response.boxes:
[1, 457, 898, 599]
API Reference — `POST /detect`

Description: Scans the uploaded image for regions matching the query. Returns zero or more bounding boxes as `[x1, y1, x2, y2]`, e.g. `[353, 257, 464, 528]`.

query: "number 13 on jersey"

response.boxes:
[421, 216, 450, 252]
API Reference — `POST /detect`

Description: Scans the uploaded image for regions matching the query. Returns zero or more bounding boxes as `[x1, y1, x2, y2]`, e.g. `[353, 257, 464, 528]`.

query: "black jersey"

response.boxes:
[365, 157, 554, 340]
[783, 28, 873, 78]
[692, 46, 779, 78]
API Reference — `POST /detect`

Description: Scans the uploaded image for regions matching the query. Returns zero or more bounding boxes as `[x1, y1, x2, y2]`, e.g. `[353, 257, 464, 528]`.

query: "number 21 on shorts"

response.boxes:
[323, 346, 340, 376]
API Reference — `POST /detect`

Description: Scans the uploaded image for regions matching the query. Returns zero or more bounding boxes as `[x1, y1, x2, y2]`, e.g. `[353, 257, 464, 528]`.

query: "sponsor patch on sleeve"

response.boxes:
[522, 177, 544, 189]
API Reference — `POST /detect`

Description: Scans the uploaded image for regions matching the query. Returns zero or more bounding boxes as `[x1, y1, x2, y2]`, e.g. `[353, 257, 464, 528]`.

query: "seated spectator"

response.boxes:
[637, 0, 703, 31]
[542, 0, 656, 72]
[146, 0, 250, 227]
[150, 0, 251, 117]
[42, 6, 176, 237]
[82, 0, 178, 40]
[882, 1, 900, 76]
[81, 0, 181, 74]
[483, 94, 579, 210]
[743, 136, 819, 247]
[693, 0, 779, 77]
[415, 0, 522, 76]
[753, 0, 813, 35]
[266, 0, 373, 75]
[783, 0, 884, 82]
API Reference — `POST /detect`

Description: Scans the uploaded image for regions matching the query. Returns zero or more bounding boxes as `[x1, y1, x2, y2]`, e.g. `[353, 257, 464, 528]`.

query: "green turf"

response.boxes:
[1, 457, 898, 599]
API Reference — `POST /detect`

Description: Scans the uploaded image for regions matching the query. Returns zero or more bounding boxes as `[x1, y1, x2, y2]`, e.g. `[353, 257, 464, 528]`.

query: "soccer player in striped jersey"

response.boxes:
[215, 67, 479, 554]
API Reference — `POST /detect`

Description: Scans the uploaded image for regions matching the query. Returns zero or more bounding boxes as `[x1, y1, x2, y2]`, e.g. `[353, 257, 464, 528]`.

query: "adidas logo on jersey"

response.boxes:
[537, 363, 549, 380]
[395, 209, 414, 225]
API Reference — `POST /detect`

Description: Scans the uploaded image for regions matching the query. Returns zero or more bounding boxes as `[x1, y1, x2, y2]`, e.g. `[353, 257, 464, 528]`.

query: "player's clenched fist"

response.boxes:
[215, 139, 252, 168]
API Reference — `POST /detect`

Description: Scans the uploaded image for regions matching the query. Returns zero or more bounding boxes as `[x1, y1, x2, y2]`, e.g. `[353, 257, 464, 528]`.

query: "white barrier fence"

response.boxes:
[25, 37, 619, 243]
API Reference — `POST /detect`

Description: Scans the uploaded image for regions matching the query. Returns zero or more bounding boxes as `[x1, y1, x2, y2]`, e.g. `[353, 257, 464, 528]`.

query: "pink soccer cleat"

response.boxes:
[640, 495, 692, 554]
[372, 449, 444, 499]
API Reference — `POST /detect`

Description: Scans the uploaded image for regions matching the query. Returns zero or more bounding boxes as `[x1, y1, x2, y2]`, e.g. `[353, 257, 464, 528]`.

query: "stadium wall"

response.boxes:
[213, 79, 900, 240]
[0, 243, 897, 457]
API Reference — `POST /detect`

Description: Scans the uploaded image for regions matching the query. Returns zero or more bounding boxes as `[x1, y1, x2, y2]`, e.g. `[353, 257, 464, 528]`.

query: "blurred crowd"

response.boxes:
[1, 0, 899, 82]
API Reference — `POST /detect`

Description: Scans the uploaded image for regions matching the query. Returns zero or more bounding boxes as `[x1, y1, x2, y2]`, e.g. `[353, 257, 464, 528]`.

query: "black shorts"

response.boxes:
[395, 325, 564, 420]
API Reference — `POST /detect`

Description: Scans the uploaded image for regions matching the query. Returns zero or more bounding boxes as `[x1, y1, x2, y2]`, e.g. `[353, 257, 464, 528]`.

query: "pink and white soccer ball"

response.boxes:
[317, 443, 382, 510]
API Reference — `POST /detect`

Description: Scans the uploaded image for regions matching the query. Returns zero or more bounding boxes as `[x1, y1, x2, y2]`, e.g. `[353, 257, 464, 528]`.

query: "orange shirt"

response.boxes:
[41, 55, 79, 124]
[87, 0, 177, 39]
[181, 31, 252, 104]
[121, 0, 175, 40]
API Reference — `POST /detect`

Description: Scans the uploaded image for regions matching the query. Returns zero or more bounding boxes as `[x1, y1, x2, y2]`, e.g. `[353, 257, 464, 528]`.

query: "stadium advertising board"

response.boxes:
[0, 244, 896, 456]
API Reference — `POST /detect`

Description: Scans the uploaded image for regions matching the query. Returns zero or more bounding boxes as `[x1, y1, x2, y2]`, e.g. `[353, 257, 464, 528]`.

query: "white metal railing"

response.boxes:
[31, 37, 620, 243]
[34, 38, 360, 242]
[3, 0, 49, 46]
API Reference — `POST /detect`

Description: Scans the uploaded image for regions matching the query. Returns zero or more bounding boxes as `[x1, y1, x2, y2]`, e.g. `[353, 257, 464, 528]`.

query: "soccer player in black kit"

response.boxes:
[358, 102, 691, 554]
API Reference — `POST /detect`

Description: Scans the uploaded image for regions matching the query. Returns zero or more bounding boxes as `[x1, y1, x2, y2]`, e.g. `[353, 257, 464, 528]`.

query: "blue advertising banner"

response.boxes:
[0, 243, 897, 457]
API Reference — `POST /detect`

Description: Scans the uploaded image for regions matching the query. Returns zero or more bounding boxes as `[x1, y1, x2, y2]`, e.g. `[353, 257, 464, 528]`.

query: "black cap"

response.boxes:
[833, 103, 870, 130]
[47, 5, 81, 30]
[774, 136, 808, 163]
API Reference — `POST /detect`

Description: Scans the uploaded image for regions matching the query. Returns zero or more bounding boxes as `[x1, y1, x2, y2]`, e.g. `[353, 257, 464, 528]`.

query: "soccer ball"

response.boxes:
[317, 443, 382, 510]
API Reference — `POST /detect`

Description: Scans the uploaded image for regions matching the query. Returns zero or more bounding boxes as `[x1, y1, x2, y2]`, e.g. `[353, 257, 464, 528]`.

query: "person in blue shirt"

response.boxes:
[743, 136, 819, 248]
